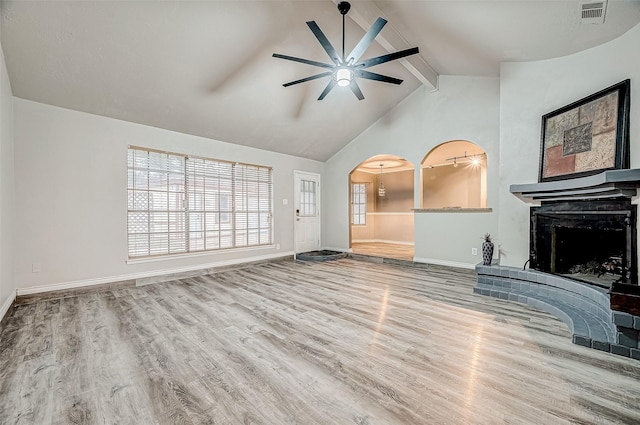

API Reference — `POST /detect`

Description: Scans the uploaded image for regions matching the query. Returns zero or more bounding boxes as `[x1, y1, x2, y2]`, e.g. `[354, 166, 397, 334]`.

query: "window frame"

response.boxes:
[351, 182, 367, 225]
[127, 146, 273, 259]
[299, 179, 318, 217]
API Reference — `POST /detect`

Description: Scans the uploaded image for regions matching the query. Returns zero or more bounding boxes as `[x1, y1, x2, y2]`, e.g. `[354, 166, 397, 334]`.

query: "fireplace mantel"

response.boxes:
[510, 169, 640, 203]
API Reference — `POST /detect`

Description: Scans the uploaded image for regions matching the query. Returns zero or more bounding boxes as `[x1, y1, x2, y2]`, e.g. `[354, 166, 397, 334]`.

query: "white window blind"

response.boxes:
[127, 146, 273, 258]
[351, 183, 366, 225]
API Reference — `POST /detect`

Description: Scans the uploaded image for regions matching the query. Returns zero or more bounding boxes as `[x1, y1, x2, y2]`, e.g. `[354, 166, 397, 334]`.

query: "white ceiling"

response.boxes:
[2, 1, 639, 161]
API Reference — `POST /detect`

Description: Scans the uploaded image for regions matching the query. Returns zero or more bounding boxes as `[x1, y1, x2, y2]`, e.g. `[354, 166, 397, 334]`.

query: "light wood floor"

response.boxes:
[1, 259, 639, 424]
[351, 242, 414, 261]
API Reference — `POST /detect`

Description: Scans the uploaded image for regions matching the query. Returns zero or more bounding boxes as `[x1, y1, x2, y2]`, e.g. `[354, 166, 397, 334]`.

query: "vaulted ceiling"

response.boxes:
[2, 1, 639, 161]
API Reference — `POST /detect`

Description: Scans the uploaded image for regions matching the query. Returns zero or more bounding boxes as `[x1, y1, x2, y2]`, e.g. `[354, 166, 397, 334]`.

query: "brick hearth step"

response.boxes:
[473, 264, 640, 358]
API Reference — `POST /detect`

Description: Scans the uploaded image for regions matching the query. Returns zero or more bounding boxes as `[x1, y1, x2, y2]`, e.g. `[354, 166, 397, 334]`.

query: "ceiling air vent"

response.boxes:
[580, 1, 607, 24]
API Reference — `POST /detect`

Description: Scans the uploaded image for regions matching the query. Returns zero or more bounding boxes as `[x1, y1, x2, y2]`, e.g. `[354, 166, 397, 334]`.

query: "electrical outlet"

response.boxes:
[276, 244, 281, 250]
[32, 262, 41, 273]
[471, 248, 478, 256]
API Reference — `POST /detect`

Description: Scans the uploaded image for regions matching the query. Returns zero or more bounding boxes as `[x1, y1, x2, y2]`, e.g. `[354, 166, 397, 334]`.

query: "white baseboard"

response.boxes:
[352, 239, 414, 246]
[0, 291, 16, 321]
[16, 251, 295, 296]
[413, 256, 476, 270]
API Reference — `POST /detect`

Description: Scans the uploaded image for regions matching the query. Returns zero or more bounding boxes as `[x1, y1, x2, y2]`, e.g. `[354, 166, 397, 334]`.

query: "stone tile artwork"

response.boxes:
[544, 145, 576, 177]
[542, 91, 618, 179]
[575, 131, 616, 171]
[543, 108, 579, 148]
[562, 122, 592, 156]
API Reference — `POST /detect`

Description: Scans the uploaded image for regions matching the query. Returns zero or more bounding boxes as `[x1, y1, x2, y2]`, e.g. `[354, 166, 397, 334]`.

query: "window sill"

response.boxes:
[412, 208, 493, 213]
[126, 244, 276, 264]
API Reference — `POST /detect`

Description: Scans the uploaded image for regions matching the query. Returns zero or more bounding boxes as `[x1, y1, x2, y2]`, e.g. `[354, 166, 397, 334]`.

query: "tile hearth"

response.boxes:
[474, 264, 640, 360]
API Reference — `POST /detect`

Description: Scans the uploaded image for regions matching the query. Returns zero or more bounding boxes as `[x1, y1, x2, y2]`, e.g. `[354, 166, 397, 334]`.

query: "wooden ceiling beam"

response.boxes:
[332, 0, 439, 91]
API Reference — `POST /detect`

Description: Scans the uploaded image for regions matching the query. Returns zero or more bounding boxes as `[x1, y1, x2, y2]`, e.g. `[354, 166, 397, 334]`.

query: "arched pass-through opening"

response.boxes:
[420, 140, 487, 209]
[349, 154, 415, 260]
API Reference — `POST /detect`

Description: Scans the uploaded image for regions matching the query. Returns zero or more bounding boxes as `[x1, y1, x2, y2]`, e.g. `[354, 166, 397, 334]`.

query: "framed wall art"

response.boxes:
[539, 79, 630, 182]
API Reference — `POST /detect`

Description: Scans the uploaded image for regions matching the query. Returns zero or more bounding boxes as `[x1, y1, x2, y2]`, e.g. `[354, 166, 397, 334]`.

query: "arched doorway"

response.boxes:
[421, 141, 487, 209]
[349, 155, 414, 260]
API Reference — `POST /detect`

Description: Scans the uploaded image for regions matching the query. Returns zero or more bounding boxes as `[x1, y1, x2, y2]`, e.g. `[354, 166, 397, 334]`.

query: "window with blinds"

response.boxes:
[127, 147, 273, 258]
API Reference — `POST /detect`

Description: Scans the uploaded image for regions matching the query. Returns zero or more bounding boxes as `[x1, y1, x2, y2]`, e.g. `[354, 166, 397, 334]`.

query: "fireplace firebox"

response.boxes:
[530, 199, 637, 288]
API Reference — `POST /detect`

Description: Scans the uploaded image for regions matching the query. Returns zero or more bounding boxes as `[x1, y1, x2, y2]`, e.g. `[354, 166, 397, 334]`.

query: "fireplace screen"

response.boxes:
[551, 226, 626, 286]
[530, 200, 637, 288]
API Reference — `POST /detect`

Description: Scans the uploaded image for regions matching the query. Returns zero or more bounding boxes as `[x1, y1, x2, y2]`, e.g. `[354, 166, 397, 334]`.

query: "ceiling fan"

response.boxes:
[273, 1, 419, 101]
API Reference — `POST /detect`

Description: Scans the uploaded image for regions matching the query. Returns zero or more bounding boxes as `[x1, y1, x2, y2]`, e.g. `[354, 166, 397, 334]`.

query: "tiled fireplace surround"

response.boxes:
[474, 170, 640, 360]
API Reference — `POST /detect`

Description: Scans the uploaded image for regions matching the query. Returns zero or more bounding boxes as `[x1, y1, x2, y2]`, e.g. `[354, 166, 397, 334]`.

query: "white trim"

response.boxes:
[413, 256, 475, 270]
[412, 208, 492, 213]
[365, 212, 413, 216]
[17, 252, 294, 296]
[352, 239, 414, 246]
[293, 170, 321, 253]
[355, 167, 415, 175]
[0, 291, 16, 321]
[127, 244, 276, 264]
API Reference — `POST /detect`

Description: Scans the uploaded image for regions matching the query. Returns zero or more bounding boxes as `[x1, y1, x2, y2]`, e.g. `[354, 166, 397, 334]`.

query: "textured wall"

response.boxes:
[0, 31, 16, 313]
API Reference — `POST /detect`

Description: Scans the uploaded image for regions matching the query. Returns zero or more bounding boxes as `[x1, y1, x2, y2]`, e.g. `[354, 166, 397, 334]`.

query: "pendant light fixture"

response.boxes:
[378, 164, 386, 197]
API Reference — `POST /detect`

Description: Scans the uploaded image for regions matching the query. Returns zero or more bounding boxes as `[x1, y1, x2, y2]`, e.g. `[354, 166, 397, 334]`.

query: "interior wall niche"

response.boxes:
[348, 155, 415, 247]
[421, 140, 487, 209]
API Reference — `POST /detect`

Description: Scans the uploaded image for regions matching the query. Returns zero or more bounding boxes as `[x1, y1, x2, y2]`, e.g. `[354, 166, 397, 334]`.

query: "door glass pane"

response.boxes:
[300, 180, 316, 216]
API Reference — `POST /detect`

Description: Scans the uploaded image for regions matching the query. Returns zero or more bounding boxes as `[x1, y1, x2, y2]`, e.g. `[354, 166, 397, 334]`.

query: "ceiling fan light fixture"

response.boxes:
[272, 1, 419, 101]
[335, 68, 353, 87]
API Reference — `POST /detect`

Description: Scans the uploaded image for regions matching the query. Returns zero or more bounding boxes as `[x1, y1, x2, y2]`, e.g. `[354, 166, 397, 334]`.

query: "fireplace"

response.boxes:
[498, 172, 640, 357]
[530, 199, 637, 288]
[511, 169, 640, 290]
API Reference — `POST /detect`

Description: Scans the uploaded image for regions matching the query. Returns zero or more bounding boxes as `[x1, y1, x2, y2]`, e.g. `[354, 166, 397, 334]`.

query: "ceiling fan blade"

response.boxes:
[272, 53, 334, 70]
[357, 47, 419, 69]
[306, 21, 342, 65]
[349, 80, 365, 101]
[346, 17, 387, 64]
[283, 72, 332, 87]
[318, 80, 337, 100]
[355, 70, 403, 85]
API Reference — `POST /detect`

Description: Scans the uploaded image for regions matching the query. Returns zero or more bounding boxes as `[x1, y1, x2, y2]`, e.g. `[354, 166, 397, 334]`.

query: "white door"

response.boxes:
[294, 171, 321, 254]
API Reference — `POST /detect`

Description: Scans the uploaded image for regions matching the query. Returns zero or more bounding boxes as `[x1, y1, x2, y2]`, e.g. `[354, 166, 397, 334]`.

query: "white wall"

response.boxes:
[13, 99, 322, 292]
[422, 164, 484, 209]
[0, 30, 16, 316]
[413, 211, 495, 268]
[323, 75, 500, 266]
[498, 23, 640, 269]
[372, 214, 414, 244]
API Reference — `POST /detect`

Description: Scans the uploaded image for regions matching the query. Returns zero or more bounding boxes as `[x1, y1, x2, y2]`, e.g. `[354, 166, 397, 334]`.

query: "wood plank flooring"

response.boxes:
[351, 242, 414, 261]
[1, 258, 640, 424]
